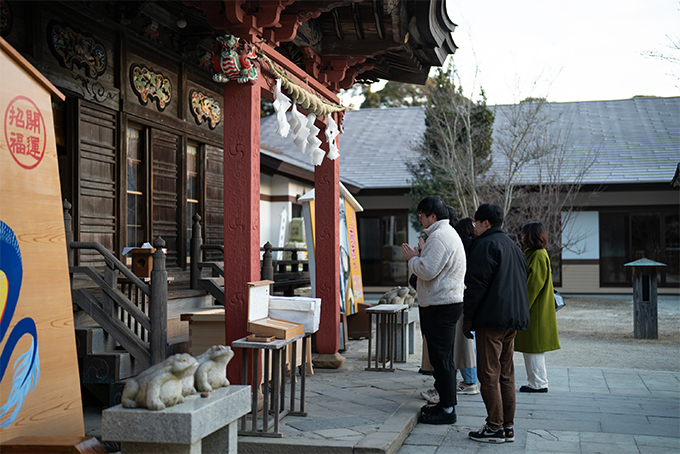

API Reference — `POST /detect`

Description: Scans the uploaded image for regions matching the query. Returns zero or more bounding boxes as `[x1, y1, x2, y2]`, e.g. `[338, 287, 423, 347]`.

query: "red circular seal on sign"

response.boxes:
[4, 95, 46, 169]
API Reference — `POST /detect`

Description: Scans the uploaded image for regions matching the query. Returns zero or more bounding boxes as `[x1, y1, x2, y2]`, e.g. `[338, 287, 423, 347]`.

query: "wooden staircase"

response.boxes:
[64, 201, 222, 407]
[73, 288, 216, 407]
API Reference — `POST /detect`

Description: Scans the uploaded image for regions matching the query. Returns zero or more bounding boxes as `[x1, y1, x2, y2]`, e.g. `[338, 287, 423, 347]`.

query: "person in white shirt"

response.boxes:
[402, 196, 466, 425]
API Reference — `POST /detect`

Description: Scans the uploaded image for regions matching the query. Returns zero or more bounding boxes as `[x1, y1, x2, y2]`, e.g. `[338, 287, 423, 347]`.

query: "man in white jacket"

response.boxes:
[402, 196, 466, 424]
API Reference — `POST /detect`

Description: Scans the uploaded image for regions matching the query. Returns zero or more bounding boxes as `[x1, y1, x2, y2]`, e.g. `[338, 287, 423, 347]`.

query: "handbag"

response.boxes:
[554, 290, 565, 312]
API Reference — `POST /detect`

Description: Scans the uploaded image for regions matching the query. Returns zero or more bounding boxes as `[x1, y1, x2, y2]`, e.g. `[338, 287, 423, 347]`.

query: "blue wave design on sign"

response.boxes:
[0, 220, 40, 428]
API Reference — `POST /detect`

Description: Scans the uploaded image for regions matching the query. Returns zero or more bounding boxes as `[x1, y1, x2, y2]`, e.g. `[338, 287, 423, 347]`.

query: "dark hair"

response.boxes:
[455, 217, 476, 238]
[417, 196, 449, 221]
[446, 205, 458, 227]
[474, 203, 504, 227]
[522, 221, 549, 249]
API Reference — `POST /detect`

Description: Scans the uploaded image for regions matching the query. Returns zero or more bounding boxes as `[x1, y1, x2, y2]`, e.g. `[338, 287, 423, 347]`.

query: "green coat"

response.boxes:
[514, 248, 561, 353]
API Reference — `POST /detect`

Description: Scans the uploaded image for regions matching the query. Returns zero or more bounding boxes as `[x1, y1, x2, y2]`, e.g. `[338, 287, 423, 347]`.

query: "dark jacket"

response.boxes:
[463, 227, 530, 331]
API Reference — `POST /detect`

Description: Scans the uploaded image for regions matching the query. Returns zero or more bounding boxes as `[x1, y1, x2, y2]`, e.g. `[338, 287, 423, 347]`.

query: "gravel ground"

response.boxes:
[402, 294, 680, 373]
[526, 294, 680, 372]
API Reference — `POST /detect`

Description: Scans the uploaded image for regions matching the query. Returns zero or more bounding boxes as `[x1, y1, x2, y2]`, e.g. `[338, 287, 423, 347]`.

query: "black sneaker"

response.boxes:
[420, 402, 440, 414]
[504, 427, 515, 442]
[469, 424, 506, 443]
[418, 406, 457, 425]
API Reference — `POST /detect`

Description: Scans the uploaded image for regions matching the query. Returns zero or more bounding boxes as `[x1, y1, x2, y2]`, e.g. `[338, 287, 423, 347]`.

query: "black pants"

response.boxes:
[419, 303, 463, 408]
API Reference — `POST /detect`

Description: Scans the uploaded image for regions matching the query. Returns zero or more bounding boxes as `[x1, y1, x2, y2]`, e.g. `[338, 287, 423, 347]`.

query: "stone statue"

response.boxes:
[379, 286, 417, 308]
[193, 345, 234, 392]
[121, 353, 199, 410]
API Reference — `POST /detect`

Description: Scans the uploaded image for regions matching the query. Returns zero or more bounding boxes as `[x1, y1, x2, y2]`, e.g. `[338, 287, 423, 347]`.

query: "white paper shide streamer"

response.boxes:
[305, 113, 325, 166]
[273, 79, 292, 138]
[289, 103, 309, 153]
[325, 115, 340, 160]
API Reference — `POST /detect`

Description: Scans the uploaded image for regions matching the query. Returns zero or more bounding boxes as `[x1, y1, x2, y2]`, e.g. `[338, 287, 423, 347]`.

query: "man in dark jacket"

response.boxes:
[462, 203, 530, 444]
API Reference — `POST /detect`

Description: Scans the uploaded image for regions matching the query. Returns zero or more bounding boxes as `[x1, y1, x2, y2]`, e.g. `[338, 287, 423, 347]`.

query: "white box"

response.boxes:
[268, 296, 321, 334]
[248, 281, 304, 339]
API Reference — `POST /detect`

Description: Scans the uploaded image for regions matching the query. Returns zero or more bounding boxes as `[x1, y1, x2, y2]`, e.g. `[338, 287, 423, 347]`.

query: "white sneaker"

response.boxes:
[420, 388, 440, 404]
[457, 382, 479, 395]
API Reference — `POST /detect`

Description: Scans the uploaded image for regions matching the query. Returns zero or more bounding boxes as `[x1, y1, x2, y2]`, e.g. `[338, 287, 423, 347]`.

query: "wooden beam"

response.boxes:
[221, 79, 262, 386]
[373, 0, 385, 39]
[331, 8, 344, 40]
[351, 3, 365, 40]
[314, 116, 340, 355]
[261, 43, 340, 103]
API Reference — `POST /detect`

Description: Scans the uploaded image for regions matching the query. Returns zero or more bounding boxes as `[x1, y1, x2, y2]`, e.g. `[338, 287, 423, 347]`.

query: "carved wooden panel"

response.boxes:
[151, 129, 179, 267]
[204, 144, 223, 261]
[76, 101, 117, 266]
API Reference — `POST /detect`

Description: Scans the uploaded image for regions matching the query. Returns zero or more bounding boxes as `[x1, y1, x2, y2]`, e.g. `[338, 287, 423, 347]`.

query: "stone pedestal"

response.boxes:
[102, 385, 250, 454]
[377, 306, 418, 362]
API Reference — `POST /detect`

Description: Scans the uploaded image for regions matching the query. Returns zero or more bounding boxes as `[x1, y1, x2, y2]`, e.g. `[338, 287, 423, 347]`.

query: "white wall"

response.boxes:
[562, 211, 599, 260]
[259, 174, 313, 249]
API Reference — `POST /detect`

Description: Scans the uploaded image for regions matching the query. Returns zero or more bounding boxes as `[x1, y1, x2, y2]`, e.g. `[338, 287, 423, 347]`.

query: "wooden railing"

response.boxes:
[189, 214, 225, 304]
[260, 242, 310, 295]
[64, 200, 167, 369]
[189, 215, 309, 297]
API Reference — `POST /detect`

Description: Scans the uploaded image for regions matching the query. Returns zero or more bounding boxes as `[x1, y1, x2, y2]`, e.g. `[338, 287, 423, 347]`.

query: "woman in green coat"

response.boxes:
[515, 222, 560, 393]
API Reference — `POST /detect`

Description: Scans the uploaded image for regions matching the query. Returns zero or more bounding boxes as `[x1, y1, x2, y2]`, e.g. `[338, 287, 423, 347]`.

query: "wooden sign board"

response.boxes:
[246, 281, 304, 339]
[0, 38, 84, 440]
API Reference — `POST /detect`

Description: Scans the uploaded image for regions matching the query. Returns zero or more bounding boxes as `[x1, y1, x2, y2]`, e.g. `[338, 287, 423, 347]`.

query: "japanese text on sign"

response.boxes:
[4, 96, 46, 169]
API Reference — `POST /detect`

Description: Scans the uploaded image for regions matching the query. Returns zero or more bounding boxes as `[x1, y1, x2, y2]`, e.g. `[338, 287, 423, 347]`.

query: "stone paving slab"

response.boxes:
[391, 362, 679, 454]
[84, 315, 679, 454]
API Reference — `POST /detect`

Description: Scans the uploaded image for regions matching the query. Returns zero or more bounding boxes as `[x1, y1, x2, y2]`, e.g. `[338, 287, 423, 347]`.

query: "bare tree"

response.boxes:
[407, 63, 495, 223]
[410, 80, 600, 281]
[644, 34, 680, 88]
[490, 98, 600, 272]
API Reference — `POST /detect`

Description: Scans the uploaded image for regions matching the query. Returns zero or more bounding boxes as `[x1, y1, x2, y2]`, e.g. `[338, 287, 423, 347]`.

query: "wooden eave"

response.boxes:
[151, 0, 456, 86]
[290, 0, 457, 84]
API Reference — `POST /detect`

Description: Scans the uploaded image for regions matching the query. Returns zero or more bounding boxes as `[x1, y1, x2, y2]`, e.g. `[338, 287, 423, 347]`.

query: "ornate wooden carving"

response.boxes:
[143, 19, 162, 45]
[47, 20, 107, 79]
[1, 0, 12, 37]
[300, 47, 368, 90]
[189, 90, 221, 129]
[129, 64, 172, 111]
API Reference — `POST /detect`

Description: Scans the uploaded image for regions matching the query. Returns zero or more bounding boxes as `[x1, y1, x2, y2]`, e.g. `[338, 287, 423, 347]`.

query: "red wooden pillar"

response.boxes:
[222, 80, 261, 385]
[314, 115, 340, 354]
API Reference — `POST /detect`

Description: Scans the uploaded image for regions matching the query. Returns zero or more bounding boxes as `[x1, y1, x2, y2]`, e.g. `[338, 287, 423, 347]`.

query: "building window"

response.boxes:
[358, 211, 409, 287]
[600, 210, 679, 287]
[186, 143, 199, 257]
[126, 126, 145, 248]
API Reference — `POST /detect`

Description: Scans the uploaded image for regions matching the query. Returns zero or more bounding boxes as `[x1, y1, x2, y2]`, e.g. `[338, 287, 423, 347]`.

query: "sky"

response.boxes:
[343, 0, 680, 106]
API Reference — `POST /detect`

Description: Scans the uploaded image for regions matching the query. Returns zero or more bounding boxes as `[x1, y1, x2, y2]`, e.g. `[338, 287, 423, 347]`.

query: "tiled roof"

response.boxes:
[260, 97, 680, 189]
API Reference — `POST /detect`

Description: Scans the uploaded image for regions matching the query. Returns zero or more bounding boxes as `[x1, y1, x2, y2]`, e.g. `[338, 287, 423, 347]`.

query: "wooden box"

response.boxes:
[247, 280, 304, 339]
[180, 308, 225, 356]
[128, 248, 154, 278]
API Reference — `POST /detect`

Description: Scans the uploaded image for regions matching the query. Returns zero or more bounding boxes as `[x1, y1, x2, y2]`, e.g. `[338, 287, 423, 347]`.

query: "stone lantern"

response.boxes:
[624, 258, 667, 339]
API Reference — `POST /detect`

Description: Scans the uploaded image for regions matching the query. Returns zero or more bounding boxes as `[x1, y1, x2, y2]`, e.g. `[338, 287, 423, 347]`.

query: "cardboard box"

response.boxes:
[247, 281, 304, 339]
